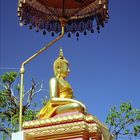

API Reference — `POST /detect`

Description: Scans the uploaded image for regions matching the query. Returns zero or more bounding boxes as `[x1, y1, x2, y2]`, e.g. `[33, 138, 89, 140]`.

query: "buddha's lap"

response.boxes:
[56, 102, 84, 113]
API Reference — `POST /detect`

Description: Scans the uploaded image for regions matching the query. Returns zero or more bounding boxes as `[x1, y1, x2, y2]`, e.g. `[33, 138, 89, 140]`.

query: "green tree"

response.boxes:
[106, 102, 140, 140]
[0, 71, 46, 139]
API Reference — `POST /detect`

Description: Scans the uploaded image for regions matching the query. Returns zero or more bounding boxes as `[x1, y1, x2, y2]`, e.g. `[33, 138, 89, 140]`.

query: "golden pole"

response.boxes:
[19, 18, 67, 131]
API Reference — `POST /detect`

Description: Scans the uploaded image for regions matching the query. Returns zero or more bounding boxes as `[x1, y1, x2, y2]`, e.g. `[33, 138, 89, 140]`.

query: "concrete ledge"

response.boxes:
[12, 131, 34, 140]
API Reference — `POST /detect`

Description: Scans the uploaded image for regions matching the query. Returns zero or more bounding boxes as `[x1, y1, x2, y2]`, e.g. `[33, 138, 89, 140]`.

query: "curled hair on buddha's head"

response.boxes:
[53, 48, 69, 76]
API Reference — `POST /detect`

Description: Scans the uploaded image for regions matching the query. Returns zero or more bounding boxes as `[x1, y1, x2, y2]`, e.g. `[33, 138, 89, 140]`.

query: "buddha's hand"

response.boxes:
[58, 98, 87, 113]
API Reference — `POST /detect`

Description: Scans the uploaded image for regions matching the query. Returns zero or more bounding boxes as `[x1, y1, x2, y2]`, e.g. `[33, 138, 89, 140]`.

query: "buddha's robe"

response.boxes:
[37, 78, 74, 119]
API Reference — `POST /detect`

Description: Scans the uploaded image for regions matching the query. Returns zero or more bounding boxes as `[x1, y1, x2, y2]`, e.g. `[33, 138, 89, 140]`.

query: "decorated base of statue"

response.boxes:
[18, 112, 112, 140]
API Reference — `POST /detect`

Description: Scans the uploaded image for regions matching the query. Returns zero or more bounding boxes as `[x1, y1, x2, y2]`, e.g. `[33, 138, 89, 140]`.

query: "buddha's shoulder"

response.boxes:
[49, 77, 57, 83]
[49, 77, 69, 85]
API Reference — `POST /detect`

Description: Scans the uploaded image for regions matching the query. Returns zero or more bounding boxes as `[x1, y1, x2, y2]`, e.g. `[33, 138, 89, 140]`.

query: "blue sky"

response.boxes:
[0, 0, 140, 139]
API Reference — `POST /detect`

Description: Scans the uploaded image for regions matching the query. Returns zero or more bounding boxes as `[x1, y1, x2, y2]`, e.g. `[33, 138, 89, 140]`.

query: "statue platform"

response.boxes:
[18, 112, 113, 140]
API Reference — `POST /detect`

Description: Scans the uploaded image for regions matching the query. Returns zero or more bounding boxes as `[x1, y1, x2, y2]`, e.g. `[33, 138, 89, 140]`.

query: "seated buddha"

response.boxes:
[37, 48, 87, 119]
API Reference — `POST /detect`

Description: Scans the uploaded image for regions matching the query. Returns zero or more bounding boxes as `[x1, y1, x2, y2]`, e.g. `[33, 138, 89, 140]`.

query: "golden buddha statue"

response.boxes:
[37, 48, 87, 119]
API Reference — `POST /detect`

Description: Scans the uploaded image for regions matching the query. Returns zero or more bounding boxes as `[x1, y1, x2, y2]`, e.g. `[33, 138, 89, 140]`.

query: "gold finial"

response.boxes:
[59, 48, 64, 58]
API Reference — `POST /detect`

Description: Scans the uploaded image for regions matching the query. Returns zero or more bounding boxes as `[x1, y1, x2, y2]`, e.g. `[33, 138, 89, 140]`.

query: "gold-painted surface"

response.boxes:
[19, 18, 66, 131]
[24, 120, 100, 140]
[19, 66, 25, 131]
[23, 113, 114, 140]
[23, 113, 105, 129]
[37, 49, 87, 119]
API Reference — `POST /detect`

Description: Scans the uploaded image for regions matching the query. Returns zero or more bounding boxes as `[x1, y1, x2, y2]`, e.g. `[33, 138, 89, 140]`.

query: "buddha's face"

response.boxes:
[57, 63, 70, 78]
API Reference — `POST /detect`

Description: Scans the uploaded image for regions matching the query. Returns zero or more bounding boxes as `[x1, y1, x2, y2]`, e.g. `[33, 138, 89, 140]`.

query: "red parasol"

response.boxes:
[18, 0, 109, 37]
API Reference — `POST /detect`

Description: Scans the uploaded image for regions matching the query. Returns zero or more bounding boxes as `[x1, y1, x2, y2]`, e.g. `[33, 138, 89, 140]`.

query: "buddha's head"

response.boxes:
[54, 48, 70, 78]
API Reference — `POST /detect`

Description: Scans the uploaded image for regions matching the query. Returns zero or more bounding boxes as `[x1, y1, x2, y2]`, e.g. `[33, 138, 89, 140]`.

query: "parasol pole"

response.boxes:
[19, 17, 67, 131]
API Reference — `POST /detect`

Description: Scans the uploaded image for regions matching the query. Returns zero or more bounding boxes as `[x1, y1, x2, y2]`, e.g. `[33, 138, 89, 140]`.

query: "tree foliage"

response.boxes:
[0, 71, 45, 139]
[106, 102, 140, 140]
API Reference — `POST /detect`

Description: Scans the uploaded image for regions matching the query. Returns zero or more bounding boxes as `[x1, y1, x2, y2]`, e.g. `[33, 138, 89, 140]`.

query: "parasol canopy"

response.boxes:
[18, 0, 109, 37]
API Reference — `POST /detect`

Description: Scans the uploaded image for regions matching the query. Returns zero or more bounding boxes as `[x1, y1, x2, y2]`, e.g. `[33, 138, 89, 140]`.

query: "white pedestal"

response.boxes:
[12, 131, 34, 140]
